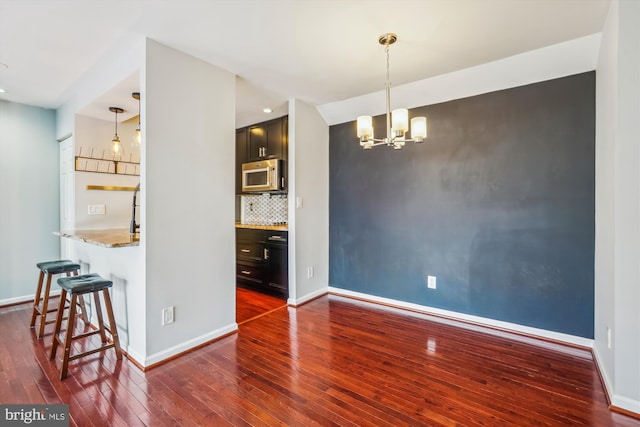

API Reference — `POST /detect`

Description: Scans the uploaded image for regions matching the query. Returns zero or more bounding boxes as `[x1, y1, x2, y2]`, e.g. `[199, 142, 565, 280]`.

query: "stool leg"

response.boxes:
[30, 271, 45, 327]
[76, 294, 89, 325]
[59, 294, 78, 380]
[67, 270, 89, 325]
[50, 289, 67, 360]
[102, 289, 122, 360]
[37, 274, 53, 339]
[93, 291, 108, 345]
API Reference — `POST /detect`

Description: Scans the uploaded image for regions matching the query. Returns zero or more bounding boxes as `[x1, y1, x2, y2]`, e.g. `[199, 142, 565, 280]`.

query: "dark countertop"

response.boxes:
[56, 228, 140, 248]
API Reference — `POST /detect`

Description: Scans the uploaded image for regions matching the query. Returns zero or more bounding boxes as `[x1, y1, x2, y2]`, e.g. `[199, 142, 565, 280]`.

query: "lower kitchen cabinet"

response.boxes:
[236, 228, 288, 298]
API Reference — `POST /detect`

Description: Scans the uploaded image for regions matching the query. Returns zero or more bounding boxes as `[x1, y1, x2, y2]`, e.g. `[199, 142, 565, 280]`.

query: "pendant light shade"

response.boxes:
[109, 107, 124, 156]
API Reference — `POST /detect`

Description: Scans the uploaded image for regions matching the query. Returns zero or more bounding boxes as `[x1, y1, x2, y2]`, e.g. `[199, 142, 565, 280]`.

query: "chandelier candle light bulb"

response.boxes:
[411, 116, 427, 142]
[392, 108, 409, 135]
[356, 33, 427, 150]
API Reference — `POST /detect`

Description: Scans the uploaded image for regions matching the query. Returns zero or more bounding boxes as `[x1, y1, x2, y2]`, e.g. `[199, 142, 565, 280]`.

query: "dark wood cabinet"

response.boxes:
[237, 115, 288, 194]
[235, 128, 248, 194]
[236, 228, 288, 298]
[264, 235, 288, 294]
[247, 116, 287, 162]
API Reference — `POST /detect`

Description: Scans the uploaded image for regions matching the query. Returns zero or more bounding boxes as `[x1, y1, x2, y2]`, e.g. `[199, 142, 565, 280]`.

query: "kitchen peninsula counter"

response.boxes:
[56, 228, 140, 248]
[235, 223, 288, 232]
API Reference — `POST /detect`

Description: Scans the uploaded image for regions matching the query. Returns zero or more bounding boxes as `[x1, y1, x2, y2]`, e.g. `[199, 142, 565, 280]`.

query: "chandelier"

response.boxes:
[357, 33, 427, 150]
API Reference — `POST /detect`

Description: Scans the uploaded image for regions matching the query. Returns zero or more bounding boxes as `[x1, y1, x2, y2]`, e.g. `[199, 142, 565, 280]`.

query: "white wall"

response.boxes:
[0, 100, 58, 303]
[594, 0, 618, 408]
[317, 34, 601, 126]
[74, 115, 140, 229]
[594, 0, 640, 414]
[56, 38, 144, 138]
[143, 39, 236, 363]
[287, 99, 330, 304]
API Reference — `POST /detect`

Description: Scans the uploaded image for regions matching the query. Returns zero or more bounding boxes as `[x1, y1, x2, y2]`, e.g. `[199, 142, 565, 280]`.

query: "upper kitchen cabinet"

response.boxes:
[236, 128, 248, 194]
[247, 116, 288, 162]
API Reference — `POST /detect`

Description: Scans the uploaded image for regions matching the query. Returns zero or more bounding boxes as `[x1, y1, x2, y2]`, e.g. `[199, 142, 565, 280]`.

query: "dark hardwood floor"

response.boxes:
[1, 294, 638, 426]
[236, 287, 287, 325]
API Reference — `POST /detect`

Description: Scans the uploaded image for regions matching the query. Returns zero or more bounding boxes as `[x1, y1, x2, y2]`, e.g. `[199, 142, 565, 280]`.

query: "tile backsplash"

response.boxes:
[240, 194, 288, 225]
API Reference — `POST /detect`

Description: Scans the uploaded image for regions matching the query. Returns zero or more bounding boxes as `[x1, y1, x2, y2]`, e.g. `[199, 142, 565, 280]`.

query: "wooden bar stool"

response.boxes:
[30, 260, 86, 339]
[50, 273, 122, 380]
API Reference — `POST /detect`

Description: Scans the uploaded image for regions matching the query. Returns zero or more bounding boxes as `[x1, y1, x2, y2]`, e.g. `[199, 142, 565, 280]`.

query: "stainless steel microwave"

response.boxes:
[241, 159, 285, 192]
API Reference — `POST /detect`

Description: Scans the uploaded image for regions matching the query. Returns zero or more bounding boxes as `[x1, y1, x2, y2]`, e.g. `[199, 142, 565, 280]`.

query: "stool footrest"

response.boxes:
[69, 329, 102, 341]
[68, 344, 116, 362]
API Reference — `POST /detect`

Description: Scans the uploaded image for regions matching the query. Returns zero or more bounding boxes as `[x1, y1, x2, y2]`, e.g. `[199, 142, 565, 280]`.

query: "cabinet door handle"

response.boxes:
[264, 248, 269, 260]
[241, 249, 251, 253]
[241, 270, 251, 275]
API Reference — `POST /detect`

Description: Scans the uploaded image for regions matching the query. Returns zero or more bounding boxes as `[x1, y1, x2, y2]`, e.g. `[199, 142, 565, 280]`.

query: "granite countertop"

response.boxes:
[235, 223, 288, 232]
[56, 228, 140, 248]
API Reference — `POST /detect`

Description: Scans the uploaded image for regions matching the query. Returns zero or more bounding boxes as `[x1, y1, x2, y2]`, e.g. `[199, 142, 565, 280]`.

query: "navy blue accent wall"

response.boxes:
[329, 72, 595, 338]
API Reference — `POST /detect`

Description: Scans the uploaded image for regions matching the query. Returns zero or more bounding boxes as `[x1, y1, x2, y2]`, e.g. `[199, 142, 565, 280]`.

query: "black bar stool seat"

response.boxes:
[30, 260, 86, 339]
[50, 273, 122, 380]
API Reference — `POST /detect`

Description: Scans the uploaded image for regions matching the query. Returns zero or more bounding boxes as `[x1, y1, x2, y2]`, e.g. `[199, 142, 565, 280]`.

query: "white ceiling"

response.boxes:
[0, 0, 611, 126]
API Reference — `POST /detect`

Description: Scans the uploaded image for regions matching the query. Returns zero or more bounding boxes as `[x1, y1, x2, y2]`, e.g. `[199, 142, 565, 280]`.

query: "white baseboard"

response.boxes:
[328, 287, 594, 348]
[124, 347, 146, 367]
[611, 395, 640, 415]
[0, 289, 62, 307]
[593, 345, 640, 416]
[144, 322, 238, 367]
[288, 287, 328, 307]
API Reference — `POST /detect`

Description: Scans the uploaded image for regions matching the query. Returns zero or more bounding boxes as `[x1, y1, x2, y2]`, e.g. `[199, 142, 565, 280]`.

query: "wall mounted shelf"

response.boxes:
[86, 185, 138, 191]
[75, 155, 140, 176]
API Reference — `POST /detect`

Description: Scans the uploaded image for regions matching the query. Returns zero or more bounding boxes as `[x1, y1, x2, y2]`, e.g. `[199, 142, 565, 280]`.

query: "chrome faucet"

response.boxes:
[130, 183, 140, 234]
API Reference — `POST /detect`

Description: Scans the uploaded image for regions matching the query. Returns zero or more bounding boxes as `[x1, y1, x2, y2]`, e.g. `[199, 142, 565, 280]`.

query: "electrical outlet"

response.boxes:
[427, 275, 437, 289]
[607, 327, 611, 349]
[296, 197, 303, 209]
[88, 204, 106, 215]
[162, 306, 175, 325]
[307, 266, 314, 279]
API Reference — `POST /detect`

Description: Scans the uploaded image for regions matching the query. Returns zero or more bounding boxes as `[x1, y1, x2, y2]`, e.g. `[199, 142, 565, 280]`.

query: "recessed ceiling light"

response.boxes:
[0, 88, 6, 93]
[263, 108, 272, 113]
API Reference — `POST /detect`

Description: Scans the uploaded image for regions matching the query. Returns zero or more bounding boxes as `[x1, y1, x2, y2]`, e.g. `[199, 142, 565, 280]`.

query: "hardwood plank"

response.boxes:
[236, 286, 287, 324]
[1, 295, 638, 426]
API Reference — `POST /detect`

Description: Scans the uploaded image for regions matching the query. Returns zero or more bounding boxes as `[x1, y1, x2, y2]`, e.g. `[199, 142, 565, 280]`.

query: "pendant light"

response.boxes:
[132, 92, 141, 144]
[357, 33, 427, 150]
[109, 107, 124, 156]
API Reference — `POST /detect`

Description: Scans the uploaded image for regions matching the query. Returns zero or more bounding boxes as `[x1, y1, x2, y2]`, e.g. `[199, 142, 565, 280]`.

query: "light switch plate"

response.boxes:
[88, 204, 106, 215]
[427, 275, 437, 289]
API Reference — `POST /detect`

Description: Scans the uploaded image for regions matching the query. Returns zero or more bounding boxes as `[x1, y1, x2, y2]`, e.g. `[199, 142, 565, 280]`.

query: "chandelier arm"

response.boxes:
[365, 139, 392, 147]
